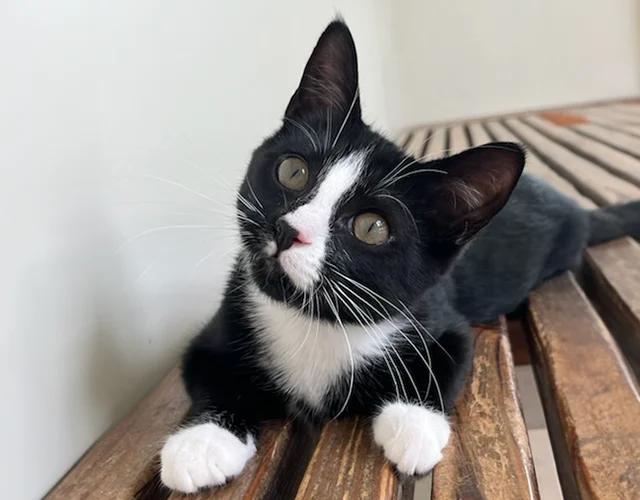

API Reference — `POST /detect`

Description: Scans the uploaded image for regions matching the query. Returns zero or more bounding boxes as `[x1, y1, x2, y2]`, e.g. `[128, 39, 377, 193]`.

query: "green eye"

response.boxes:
[277, 157, 309, 191]
[352, 213, 390, 245]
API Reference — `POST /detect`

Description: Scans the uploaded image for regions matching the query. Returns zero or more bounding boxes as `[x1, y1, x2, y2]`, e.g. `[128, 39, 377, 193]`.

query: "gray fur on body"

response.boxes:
[448, 173, 634, 323]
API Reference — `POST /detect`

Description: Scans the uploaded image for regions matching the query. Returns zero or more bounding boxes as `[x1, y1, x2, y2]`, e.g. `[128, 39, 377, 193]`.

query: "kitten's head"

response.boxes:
[237, 20, 524, 323]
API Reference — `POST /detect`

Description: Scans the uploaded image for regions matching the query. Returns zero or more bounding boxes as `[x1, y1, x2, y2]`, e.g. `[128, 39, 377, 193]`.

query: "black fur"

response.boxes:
[172, 18, 640, 484]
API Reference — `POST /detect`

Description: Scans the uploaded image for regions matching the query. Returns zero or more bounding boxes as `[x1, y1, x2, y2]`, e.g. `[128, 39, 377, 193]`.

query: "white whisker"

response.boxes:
[331, 87, 359, 149]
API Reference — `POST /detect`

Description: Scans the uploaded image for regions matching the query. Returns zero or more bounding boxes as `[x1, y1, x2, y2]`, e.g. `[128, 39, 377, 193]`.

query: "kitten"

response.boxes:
[160, 20, 640, 494]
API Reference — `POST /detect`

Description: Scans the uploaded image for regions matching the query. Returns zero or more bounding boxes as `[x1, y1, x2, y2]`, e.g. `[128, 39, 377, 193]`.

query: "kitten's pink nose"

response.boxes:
[293, 231, 311, 245]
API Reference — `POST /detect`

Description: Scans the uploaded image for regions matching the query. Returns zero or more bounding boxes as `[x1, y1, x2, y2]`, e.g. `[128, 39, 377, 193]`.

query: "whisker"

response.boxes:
[327, 265, 446, 410]
[322, 287, 355, 420]
[284, 117, 320, 152]
[330, 280, 407, 402]
[246, 179, 264, 210]
[331, 87, 359, 149]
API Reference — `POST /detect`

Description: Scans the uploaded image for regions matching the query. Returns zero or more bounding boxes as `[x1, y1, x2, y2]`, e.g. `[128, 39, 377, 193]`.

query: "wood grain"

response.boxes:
[425, 126, 448, 159]
[577, 110, 640, 140]
[574, 123, 640, 160]
[431, 322, 539, 500]
[47, 366, 190, 500]
[539, 111, 589, 126]
[527, 115, 640, 187]
[484, 120, 597, 208]
[294, 418, 401, 500]
[584, 237, 640, 377]
[505, 118, 640, 205]
[448, 123, 468, 154]
[403, 127, 429, 158]
[467, 121, 492, 145]
[527, 273, 640, 499]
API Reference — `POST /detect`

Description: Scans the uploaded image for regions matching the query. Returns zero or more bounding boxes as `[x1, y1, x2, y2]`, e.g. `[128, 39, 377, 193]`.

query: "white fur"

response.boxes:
[160, 422, 256, 493]
[280, 152, 365, 289]
[248, 284, 399, 409]
[373, 401, 450, 475]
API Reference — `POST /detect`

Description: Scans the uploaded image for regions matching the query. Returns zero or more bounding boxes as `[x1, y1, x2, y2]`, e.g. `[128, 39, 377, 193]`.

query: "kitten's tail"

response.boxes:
[588, 200, 640, 246]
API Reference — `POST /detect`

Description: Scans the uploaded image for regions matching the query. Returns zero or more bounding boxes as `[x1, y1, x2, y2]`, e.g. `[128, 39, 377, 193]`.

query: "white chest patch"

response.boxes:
[247, 284, 399, 409]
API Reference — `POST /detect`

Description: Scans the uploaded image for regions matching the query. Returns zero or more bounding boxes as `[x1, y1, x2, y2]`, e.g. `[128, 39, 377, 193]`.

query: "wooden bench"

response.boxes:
[47, 104, 640, 499]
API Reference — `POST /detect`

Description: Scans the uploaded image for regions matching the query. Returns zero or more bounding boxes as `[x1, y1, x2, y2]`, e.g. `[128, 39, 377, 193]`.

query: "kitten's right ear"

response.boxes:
[285, 20, 361, 122]
[427, 142, 526, 247]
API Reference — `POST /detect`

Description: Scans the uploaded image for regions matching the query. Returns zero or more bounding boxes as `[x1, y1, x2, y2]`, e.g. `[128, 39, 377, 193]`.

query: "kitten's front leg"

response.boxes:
[373, 401, 451, 475]
[160, 415, 257, 493]
[160, 323, 281, 493]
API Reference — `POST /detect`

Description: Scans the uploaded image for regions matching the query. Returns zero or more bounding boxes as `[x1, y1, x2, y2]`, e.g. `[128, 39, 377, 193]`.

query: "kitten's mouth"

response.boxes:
[249, 240, 320, 298]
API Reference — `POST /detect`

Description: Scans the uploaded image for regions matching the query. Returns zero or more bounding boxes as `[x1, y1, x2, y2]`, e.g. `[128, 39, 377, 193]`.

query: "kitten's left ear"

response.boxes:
[427, 142, 526, 246]
[285, 20, 361, 122]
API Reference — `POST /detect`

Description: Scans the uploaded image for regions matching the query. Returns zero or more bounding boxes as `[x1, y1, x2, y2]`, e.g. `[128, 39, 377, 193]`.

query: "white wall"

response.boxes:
[387, 0, 640, 130]
[2, 1, 640, 499]
[0, 2, 392, 499]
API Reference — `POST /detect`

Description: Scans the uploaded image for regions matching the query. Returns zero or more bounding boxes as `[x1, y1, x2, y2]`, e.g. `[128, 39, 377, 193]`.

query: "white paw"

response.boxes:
[160, 422, 256, 493]
[373, 402, 450, 475]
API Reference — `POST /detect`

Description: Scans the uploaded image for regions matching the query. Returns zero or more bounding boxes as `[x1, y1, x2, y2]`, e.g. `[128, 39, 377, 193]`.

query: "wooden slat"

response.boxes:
[403, 128, 429, 157]
[586, 106, 640, 125]
[447, 124, 468, 154]
[576, 110, 640, 139]
[486, 120, 596, 208]
[431, 322, 539, 500]
[574, 123, 640, 158]
[294, 418, 402, 500]
[467, 121, 492, 146]
[168, 422, 294, 500]
[47, 366, 190, 500]
[528, 115, 640, 187]
[526, 273, 640, 499]
[425, 126, 448, 159]
[396, 132, 412, 151]
[505, 118, 640, 205]
[584, 237, 640, 377]
[611, 103, 640, 119]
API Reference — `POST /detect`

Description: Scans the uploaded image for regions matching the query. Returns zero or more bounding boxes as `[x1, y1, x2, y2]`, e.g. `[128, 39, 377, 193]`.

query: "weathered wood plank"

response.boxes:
[585, 106, 640, 125]
[573, 123, 640, 159]
[584, 237, 640, 377]
[528, 115, 640, 187]
[485, 120, 596, 208]
[467, 121, 492, 146]
[403, 127, 429, 158]
[47, 366, 190, 500]
[294, 418, 401, 500]
[505, 118, 640, 205]
[610, 103, 640, 119]
[577, 110, 640, 139]
[447, 123, 468, 154]
[526, 273, 640, 499]
[425, 126, 448, 159]
[431, 322, 539, 500]
[167, 422, 294, 500]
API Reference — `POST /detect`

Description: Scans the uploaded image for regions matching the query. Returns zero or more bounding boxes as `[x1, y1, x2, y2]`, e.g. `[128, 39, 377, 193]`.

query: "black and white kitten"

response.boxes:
[160, 21, 640, 493]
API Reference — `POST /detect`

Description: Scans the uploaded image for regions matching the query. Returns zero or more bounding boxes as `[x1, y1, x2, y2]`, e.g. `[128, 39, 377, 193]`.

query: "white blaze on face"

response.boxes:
[279, 152, 365, 290]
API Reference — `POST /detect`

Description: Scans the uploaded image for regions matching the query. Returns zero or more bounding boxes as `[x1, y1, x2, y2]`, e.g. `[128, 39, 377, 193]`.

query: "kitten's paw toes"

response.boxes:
[373, 402, 450, 476]
[160, 422, 256, 493]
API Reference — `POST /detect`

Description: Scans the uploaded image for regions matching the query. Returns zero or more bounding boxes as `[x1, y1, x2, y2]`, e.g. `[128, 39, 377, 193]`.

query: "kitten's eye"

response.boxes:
[352, 213, 390, 245]
[277, 157, 309, 191]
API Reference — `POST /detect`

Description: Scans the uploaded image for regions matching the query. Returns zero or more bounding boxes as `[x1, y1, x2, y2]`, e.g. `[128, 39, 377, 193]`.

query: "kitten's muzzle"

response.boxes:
[274, 219, 302, 254]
